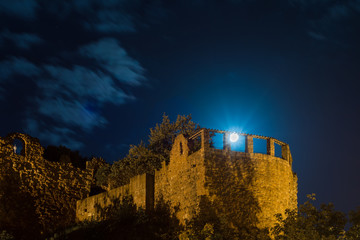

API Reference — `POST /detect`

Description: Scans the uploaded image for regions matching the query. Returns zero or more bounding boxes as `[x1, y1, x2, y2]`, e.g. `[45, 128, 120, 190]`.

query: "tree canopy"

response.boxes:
[272, 194, 349, 240]
[96, 114, 200, 189]
[43, 145, 89, 169]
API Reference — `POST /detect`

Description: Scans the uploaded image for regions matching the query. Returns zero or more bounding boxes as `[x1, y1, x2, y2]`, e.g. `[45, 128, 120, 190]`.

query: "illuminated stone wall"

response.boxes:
[76, 173, 154, 221]
[154, 134, 207, 222]
[154, 131, 297, 227]
[76, 129, 297, 229]
[204, 149, 297, 229]
[0, 133, 93, 232]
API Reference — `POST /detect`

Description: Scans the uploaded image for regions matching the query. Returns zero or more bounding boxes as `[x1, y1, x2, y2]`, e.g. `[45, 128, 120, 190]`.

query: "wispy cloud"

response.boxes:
[0, 0, 38, 20]
[0, 57, 39, 97]
[308, 31, 327, 41]
[0, 1, 151, 150]
[0, 57, 41, 79]
[26, 118, 84, 149]
[0, 40, 146, 149]
[80, 38, 145, 86]
[36, 60, 139, 131]
[84, 9, 136, 33]
[25, 38, 145, 148]
[2, 0, 138, 33]
[0, 0, 166, 33]
[289, 0, 360, 45]
[0, 30, 43, 49]
[42, 64, 132, 103]
[36, 97, 107, 130]
[73, 0, 138, 33]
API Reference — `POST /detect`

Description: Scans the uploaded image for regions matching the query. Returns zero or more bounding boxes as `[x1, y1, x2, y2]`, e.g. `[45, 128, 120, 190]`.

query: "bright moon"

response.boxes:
[230, 133, 239, 142]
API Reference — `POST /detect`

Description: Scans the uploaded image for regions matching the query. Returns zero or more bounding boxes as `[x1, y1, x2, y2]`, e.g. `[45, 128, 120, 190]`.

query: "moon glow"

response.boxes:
[230, 133, 239, 142]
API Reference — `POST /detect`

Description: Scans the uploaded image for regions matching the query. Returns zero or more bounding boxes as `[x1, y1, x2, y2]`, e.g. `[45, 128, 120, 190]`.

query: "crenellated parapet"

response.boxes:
[193, 128, 293, 166]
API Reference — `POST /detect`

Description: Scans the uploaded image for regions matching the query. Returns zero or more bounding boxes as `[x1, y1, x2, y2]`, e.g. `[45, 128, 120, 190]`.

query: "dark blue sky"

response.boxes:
[1, 0, 360, 213]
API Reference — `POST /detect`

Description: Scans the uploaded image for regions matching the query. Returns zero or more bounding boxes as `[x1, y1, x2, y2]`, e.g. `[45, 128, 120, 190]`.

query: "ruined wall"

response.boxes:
[154, 134, 207, 223]
[76, 129, 297, 230]
[154, 133, 297, 228]
[0, 133, 93, 233]
[76, 173, 154, 221]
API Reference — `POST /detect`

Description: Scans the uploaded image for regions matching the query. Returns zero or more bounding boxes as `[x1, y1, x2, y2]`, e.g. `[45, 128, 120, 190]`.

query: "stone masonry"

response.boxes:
[0, 133, 93, 233]
[76, 129, 297, 229]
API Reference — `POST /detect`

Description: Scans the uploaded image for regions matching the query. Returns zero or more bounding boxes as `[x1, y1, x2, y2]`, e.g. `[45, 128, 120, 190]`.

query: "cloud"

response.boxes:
[80, 38, 145, 86]
[308, 31, 327, 41]
[84, 9, 136, 33]
[75, 0, 138, 33]
[43, 65, 132, 103]
[35, 64, 136, 131]
[0, 0, 38, 20]
[1, 30, 43, 49]
[30, 38, 146, 137]
[0, 1, 150, 149]
[289, 0, 360, 45]
[0, 0, 166, 34]
[0, 37, 146, 149]
[36, 97, 107, 130]
[26, 118, 84, 149]
[0, 42, 146, 149]
[42, 0, 138, 33]
[0, 57, 41, 80]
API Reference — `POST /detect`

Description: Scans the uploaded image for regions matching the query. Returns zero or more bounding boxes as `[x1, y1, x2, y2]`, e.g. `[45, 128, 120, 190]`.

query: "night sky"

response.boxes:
[1, 0, 360, 214]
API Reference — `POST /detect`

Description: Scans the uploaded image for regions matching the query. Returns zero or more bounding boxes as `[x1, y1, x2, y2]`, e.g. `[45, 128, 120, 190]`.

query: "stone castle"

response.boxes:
[0, 133, 93, 232]
[0, 129, 297, 232]
[76, 128, 298, 229]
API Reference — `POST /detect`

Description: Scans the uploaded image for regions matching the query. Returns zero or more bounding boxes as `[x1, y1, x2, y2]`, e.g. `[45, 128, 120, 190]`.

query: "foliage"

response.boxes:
[148, 114, 200, 163]
[346, 207, 360, 240]
[272, 194, 347, 240]
[101, 114, 200, 188]
[43, 145, 89, 169]
[94, 162, 112, 190]
[0, 231, 14, 240]
[180, 196, 271, 240]
[64, 195, 182, 240]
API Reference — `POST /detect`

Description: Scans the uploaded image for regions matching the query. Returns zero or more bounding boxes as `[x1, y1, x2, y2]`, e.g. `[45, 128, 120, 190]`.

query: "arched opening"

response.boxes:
[13, 138, 25, 156]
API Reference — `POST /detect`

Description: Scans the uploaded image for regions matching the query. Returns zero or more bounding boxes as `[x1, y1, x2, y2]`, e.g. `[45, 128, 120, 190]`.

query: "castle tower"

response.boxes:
[155, 129, 297, 229]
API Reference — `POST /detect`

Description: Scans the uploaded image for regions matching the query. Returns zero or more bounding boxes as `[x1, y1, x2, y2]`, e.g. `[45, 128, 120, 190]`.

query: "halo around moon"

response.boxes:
[230, 133, 239, 142]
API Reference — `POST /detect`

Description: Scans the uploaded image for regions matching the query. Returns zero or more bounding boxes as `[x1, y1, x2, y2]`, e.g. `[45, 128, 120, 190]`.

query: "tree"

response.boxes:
[346, 207, 360, 240]
[63, 196, 182, 240]
[101, 114, 200, 189]
[179, 196, 271, 240]
[0, 231, 14, 240]
[43, 145, 89, 169]
[272, 194, 347, 240]
[148, 114, 200, 163]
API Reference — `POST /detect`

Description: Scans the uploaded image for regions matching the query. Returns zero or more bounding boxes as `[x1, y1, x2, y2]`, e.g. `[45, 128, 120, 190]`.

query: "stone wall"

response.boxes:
[76, 173, 154, 221]
[76, 129, 298, 230]
[0, 133, 93, 233]
[154, 134, 207, 223]
[204, 149, 297, 229]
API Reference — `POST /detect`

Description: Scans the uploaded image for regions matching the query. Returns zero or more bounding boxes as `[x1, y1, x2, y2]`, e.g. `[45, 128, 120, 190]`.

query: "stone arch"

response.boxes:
[2, 133, 44, 159]
[13, 137, 26, 156]
[170, 134, 189, 158]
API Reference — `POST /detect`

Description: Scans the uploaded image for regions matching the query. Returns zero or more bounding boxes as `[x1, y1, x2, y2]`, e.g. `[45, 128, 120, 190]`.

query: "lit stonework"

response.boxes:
[76, 128, 297, 229]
